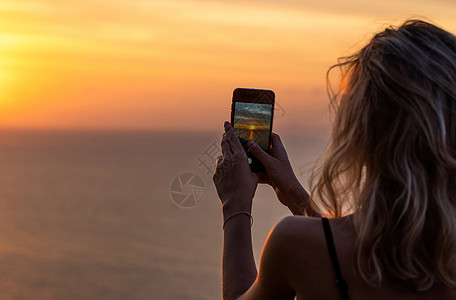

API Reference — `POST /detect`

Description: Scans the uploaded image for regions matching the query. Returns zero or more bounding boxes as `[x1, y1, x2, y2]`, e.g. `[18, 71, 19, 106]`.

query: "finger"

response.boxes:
[224, 121, 231, 133]
[213, 155, 224, 183]
[247, 140, 274, 167]
[215, 154, 223, 167]
[270, 133, 289, 160]
[221, 134, 233, 161]
[257, 172, 273, 185]
[225, 123, 247, 158]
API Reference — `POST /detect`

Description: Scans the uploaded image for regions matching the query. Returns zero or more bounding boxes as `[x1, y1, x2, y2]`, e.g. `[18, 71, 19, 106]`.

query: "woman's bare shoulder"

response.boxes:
[268, 215, 456, 299]
[272, 215, 354, 244]
[260, 215, 324, 259]
[272, 215, 320, 238]
[267, 215, 356, 298]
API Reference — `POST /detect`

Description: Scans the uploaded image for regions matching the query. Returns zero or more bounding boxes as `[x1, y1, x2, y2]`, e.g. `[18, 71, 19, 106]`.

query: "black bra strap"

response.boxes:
[322, 217, 351, 300]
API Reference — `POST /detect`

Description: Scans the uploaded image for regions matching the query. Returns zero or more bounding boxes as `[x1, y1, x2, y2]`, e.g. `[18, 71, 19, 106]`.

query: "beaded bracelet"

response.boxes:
[223, 211, 254, 230]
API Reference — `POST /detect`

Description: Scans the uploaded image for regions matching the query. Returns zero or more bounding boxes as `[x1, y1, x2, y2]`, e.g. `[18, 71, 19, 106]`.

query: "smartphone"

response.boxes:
[231, 88, 275, 172]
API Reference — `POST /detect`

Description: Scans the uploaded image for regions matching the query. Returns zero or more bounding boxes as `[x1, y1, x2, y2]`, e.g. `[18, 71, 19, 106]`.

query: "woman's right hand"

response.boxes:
[247, 134, 320, 216]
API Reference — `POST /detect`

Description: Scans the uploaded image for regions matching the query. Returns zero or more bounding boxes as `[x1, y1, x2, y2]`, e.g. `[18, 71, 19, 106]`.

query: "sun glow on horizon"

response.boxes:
[1, 0, 456, 131]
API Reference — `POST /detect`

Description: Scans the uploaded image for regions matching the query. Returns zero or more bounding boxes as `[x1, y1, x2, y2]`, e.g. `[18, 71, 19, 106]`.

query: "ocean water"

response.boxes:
[0, 129, 327, 299]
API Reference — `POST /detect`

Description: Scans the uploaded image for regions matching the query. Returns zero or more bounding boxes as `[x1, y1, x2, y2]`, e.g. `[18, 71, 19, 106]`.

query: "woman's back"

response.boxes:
[279, 216, 456, 299]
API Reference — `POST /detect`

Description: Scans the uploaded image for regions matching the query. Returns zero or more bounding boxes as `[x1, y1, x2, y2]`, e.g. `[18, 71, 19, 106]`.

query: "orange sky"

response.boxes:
[1, 0, 456, 132]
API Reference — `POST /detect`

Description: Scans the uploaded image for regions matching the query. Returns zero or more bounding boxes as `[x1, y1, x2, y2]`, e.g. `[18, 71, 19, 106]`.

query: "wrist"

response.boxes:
[222, 199, 252, 216]
[283, 181, 310, 215]
[223, 211, 253, 230]
[287, 187, 319, 216]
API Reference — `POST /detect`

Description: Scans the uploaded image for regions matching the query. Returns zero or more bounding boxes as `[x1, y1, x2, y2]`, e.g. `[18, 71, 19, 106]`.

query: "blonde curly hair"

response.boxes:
[311, 19, 456, 291]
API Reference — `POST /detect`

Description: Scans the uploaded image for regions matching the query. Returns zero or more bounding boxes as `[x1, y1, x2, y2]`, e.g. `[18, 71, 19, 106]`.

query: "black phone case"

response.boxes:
[230, 88, 275, 173]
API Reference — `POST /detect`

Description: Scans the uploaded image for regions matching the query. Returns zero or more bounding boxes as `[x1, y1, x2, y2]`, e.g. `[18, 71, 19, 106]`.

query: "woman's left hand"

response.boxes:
[213, 122, 259, 214]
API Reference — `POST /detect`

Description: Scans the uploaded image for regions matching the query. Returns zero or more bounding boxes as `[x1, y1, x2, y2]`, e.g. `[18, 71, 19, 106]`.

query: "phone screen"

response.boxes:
[231, 88, 275, 172]
[232, 102, 273, 151]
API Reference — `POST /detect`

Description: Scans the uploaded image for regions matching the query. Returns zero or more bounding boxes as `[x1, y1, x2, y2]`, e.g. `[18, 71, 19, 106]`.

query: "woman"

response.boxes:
[213, 20, 456, 299]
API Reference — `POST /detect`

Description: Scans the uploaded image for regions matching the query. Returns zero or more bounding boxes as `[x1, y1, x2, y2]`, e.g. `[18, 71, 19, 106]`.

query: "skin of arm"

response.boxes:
[222, 203, 257, 300]
[246, 132, 320, 217]
[213, 122, 259, 299]
[235, 216, 298, 300]
[213, 122, 316, 299]
[222, 206, 297, 300]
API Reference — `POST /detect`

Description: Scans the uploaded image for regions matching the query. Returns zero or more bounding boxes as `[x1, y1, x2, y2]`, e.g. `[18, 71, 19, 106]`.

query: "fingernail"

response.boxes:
[247, 140, 256, 148]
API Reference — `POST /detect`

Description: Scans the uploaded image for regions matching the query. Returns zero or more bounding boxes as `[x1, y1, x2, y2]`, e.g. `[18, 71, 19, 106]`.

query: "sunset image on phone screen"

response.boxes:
[233, 102, 273, 151]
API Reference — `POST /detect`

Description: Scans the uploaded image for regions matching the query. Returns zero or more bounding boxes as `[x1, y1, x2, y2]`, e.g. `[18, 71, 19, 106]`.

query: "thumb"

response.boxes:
[247, 140, 274, 167]
[270, 133, 289, 160]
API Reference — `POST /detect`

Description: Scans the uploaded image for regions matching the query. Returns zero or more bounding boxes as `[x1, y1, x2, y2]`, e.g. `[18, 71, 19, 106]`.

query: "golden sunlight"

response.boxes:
[1, 0, 456, 131]
[0, 34, 22, 110]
